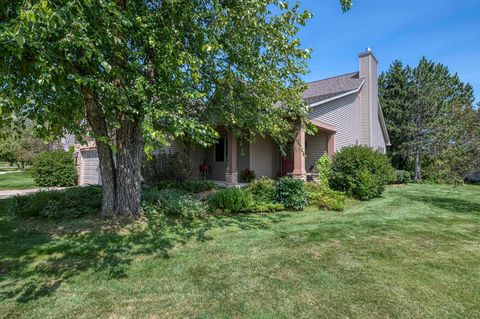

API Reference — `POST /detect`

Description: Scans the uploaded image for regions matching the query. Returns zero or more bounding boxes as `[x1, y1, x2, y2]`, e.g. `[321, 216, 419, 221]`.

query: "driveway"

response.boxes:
[0, 171, 23, 175]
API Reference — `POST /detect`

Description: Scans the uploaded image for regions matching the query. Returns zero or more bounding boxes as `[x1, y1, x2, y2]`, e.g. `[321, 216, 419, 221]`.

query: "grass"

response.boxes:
[0, 184, 479, 318]
[0, 172, 36, 191]
[0, 161, 21, 172]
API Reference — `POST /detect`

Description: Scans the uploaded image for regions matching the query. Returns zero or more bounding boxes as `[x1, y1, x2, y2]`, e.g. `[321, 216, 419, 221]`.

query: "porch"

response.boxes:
[187, 120, 336, 185]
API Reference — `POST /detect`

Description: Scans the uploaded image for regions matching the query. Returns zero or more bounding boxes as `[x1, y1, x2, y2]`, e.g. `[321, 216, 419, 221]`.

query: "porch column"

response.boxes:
[226, 131, 238, 185]
[292, 123, 306, 180]
[327, 133, 336, 156]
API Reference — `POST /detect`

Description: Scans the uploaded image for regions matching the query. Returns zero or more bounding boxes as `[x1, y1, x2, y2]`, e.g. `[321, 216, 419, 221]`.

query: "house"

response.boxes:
[75, 49, 390, 186]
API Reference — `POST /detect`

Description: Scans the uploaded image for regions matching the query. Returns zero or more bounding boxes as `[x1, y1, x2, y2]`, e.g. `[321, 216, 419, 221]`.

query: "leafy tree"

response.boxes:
[0, 1, 352, 216]
[379, 58, 477, 181]
[434, 102, 480, 182]
[0, 124, 47, 168]
[0, 135, 18, 166]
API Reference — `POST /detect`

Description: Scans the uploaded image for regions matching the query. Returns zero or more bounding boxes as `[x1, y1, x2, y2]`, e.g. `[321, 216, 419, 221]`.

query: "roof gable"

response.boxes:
[303, 72, 365, 105]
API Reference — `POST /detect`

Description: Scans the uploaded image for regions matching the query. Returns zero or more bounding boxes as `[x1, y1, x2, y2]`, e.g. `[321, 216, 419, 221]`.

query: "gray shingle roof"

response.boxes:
[303, 72, 365, 105]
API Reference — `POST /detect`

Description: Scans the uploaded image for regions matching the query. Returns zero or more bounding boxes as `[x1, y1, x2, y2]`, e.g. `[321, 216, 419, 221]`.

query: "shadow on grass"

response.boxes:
[0, 202, 289, 303]
[398, 193, 480, 215]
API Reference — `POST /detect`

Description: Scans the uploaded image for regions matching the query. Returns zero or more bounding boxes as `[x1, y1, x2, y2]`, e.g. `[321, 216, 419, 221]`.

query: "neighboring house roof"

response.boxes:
[303, 72, 365, 106]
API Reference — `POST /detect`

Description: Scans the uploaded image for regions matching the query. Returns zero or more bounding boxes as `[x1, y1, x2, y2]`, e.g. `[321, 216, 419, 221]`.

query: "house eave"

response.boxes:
[378, 102, 391, 146]
[309, 119, 336, 133]
[307, 79, 365, 108]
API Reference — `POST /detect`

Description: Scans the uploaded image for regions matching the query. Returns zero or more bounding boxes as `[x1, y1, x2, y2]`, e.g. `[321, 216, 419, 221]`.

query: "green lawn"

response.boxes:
[1, 184, 479, 318]
[0, 172, 36, 191]
[0, 161, 20, 172]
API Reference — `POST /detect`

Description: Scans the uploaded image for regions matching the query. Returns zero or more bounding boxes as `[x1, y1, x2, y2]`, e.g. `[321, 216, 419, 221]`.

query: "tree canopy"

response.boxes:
[379, 58, 479, 182]
[1, 0, 317, 145]
[0, 1, 352, 215]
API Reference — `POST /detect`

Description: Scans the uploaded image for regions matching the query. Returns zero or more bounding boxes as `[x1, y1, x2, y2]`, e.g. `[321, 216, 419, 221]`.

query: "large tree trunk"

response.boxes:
[414, 138, 421, 181]
[96, 141, 118, 215]
[82, 89, 117, 215]
[115, 113, 144, 216]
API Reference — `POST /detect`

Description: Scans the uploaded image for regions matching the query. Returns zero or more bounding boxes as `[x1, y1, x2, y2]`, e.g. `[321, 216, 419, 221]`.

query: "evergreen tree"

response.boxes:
[379, 57, 476, 181]
[378, 60, 413, 170]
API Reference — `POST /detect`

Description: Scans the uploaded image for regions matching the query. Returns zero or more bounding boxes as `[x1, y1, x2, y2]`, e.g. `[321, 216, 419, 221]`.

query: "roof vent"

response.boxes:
[366, 47, 372, 52]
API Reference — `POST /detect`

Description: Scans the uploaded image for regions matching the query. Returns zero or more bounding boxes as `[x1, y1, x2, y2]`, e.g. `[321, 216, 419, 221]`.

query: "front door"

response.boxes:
[280, 143, 294, 176]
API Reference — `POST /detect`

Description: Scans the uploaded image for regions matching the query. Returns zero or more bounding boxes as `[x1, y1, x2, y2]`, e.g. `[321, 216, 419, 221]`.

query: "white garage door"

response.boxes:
[81, 150, 101, 185]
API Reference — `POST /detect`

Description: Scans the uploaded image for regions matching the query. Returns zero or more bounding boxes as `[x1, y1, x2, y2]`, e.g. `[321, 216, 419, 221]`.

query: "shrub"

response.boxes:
[208, 188, 254, 214]
[245, 178, 275, 203]
[315, 153, 332, 187]
[11, 186, 102, 218]
[144, 188, 206, 218]
[154, 179, 216, 193]
[394, 170, 411, 184]
[240, 169, 256, 183]
[142, 152, 193, 183]
[317, 188, 346, 211]
[31, 150, 77, 187]
[208, 187, 283, 214]
[355, 169, 381, 200]
[181, 179, 216, 193]
[274, 177, 307, 210]
[305, 182, 346, 211]
[153, 180, 178, 190]
[421, 157, 467, 185]
[249, 202, 284, 213]
[330, 146, 394, 200]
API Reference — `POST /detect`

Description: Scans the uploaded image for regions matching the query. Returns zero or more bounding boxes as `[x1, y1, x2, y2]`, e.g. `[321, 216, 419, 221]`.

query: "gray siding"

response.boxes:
[188, 144, 207, 179]
[158, 139, 184, 155]
[371, 67, 380, 148]
[237, 139, 250, 181]
[308, 93, 361, 151]
[250, 136, 275, 178]
[207, 132, 227, 181]
[305, 133, 328, 171]
[374, 107, 387, 153]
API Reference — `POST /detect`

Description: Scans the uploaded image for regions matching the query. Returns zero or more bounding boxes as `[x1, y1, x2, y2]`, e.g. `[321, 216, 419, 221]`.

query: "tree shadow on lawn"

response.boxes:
[398, 192, 480, 215]
[0, 205, 290, 304]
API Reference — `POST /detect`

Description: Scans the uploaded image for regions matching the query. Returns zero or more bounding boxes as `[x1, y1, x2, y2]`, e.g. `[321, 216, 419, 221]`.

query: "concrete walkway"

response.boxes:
[0, 187, 67, 199]
[0, 170, 23, 175]
[213, 180, 248, 188]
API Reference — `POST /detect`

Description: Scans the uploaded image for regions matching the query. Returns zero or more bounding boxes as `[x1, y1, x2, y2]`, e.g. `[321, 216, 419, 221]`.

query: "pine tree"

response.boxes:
[379, 57, 477, 181]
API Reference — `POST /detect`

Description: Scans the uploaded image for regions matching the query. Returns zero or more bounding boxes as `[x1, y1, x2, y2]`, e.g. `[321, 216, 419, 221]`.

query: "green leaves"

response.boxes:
[26, 11, 36, 22]
[15, 35, 25, 47]
[339, 0, 353, 12]
[379, 57, 477, 180]
[101, 61, 112, 73]
[0, 0, 346, 156]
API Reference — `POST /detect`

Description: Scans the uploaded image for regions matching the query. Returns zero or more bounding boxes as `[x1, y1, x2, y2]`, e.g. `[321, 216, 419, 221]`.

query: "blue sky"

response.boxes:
[297, 0, 480, 103]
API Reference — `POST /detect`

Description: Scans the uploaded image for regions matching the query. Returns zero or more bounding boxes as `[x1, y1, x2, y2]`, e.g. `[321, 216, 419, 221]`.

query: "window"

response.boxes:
[215, 138, 227, 162]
